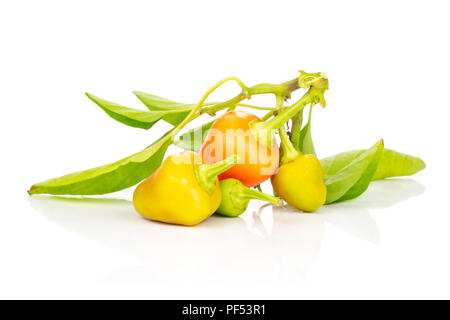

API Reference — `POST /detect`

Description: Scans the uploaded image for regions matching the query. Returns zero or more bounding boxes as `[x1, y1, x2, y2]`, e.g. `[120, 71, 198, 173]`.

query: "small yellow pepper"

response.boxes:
[271, 127, 326, 212]
[133, 151, 238, 226]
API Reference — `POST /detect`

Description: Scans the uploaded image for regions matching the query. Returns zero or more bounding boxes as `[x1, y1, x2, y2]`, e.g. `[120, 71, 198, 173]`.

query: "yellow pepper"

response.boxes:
[133, 151, 239, 226]
[271, 127, 326, 212]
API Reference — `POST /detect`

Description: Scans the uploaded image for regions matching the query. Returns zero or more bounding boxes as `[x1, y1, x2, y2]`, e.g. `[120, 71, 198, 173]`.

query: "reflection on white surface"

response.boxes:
[320, 179, 425, 244]
[29, 179, 424, 284]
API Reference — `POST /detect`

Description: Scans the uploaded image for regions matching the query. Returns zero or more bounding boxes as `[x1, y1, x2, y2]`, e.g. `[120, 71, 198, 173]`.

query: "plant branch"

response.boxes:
[199, 78, 300, 116]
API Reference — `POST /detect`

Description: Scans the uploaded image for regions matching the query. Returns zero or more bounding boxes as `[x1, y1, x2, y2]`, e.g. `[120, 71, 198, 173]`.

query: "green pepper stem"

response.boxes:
[249, 79, 328, 148]
[276, 94, 301, 163]
[237, 186, 282, 206]
[203, 155, 239, 180]
[279, 126, 301, 164]
[195, 155, 239, 194]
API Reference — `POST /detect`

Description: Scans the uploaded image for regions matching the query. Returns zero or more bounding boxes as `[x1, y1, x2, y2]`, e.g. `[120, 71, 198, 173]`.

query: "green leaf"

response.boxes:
[133, 91, 192, 126]
[86, 93, 166, 129]
[321, 148, 426, 181]
[323, 140, 384, 204]
[321, 150, 366, 179]
[298, 105, 316, 156]
[173, 121, 214, 152]
[372, 149, 426, 180]
[28, 134, 171, 195]
[337, 141, 384, 202]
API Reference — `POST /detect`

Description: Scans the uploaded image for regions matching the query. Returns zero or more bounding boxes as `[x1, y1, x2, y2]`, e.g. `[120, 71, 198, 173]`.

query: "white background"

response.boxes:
[1, 0, 449, 299]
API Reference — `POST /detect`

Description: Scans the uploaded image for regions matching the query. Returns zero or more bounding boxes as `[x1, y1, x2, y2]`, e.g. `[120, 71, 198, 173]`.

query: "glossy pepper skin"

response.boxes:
[271, 154, 326, 212]
[270, 126, 326, 212]
[133, 152, 237, 226]
[201, 110, 280, 188]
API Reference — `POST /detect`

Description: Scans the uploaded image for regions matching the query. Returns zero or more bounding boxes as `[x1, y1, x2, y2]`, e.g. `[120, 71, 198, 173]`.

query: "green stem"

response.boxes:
[195, 155, 239, 194]
[181, 71, 326, 121]
[261, 110, 275, 121]
[237, 186, 282, 206]
[200, 93, 248, 115]
[247, 78, 299, 96]
[275, 94, 284, 110]
[279, 126, 301, 164]
[169, 72, 326, 145]
[170, 77, 245, 139]
[202, 78, 300, 115]
[163, 102, 275, 115]
[249, 80, 328, 148]
[203, 155, 240, 180]
[290, 110, 303, 147]
[276, 94, 301, 163]
[298, 70, 328, 89]
[258, 89, 317, 133]
[236, 103, 275, 111]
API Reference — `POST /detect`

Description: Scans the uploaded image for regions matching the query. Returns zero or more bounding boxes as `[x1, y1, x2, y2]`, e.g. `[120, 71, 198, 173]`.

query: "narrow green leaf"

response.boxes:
[86, 93, 166, 129]
[323, 140, 384, 204]
[372, 149, 426, 180]
[321, 148, 426, 181]
[173, 121, 214, 152]
[28, 135, 171, 195]
[133, 91, 193, 110]
[133, 91, 192, 126]
[298, 105, 316, 156]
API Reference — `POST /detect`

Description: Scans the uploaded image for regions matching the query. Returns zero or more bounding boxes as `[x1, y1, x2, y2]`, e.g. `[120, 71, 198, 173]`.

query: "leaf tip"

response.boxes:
[375, 139, 384, 149]
[418, 157, 426, 171]
[85, 92, 95, 101]
[27, 185, 36, 195]
[133, 91, 146, 104]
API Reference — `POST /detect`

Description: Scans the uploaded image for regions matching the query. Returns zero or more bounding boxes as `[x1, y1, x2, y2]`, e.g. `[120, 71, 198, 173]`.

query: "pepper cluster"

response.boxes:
[28, 71, 425, 226]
